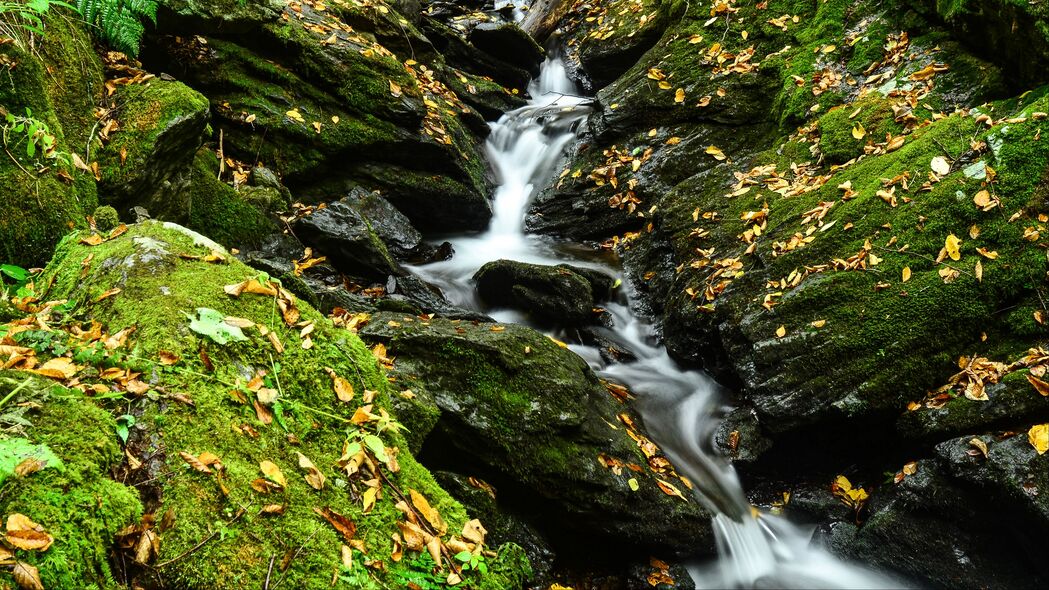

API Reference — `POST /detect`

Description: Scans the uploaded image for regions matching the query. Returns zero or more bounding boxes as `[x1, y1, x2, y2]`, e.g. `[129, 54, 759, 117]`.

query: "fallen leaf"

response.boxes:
[930, 156, 950, 176]
[944, 233, 962, 261]
[1029, 423, 1048, 455]
[158, 351, 180, 365]
[969, 437, 989, 458]
[95, 287, 122, 302]
[314, 507, 357, 541]
[297, 452, 325, 490]
[1028, 374, 1049, 397]
[30, 357, 79, 380]
[902, 267, 911, 282]
[326, 368, 354, 402]
[461, 519, 486, 545]
[775, 325, 786, 338]
[260, 460, 287, 488]
[705, 145, 727, 161]
[409, 489, 447, 535]
[674, 88, 685, 103]
[851, 123, 866, 140]
[179, 451, 213, 474]
[12, 561, 43, 590]
[5, 515, 53, 551]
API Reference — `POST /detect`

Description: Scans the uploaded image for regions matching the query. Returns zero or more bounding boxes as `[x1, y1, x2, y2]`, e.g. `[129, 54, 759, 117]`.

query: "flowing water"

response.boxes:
[411, 45, 901, 588]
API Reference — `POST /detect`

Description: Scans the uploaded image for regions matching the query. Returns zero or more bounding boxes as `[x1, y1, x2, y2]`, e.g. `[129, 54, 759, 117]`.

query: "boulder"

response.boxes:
[341, 188, 428, 261]
[358, 313, 714, 557]
[468, 22, 545, 74]
[19, 221, 532, 589]
[96, 80, 211, 220]
[473, 259, 613, 325]
[293, 197, 402, 280]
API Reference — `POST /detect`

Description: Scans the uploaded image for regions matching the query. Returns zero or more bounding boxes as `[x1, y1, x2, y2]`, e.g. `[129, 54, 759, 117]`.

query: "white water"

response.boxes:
[411, 48, 901, 588]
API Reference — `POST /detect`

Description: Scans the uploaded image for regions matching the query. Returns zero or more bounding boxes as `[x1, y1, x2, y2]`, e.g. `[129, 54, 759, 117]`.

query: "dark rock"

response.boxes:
[468, 22, 545, 74]
[249, 166, 282, 190]
[358, 313, 714, 557]
[421, 17, 533, 91]
[843, 460, 1049, 589]
[293, 199, 401, 280]
[473, 259, 601, 325]
[342, 188, 427, 261]
[433, 470, 555, 585]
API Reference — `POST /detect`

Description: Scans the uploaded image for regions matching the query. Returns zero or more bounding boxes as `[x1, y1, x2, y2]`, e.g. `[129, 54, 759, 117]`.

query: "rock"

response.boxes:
[473, 259, 608, 325]
[96, 80, 210, 220]
[0, 17, 100, 267]
[421, 17, 533, 91]
[358, 313, 714, 557]
[30, 221, 532, 589]
[182, 149, 277, 248]
[144, 3, 495, 233]
[341, 188, 427, 261]
[843, 460, 1049, 589]
[468, 22, 545, 74]
[293, 198, 402, 280]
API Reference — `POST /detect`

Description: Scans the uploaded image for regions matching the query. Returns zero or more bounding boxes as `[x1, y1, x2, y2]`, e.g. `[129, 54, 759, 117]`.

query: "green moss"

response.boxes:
[185, 149, 277, 248]
[0, 19, 99, 267]
[33, 222, 530, 589]
[0, 374, 142, 590]
[92, 206, 121, 232]
[818, 94, 902, 164]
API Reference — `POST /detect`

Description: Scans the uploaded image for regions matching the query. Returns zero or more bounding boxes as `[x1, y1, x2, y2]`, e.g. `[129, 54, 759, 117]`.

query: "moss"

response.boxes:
[0, 20, 99, 267]
[34, 222, 530, 588]
[92, 206, 121, 232]
[0, 374, 142, 590]
[185, 149, 277, 248]
[818, 94, 903, 164]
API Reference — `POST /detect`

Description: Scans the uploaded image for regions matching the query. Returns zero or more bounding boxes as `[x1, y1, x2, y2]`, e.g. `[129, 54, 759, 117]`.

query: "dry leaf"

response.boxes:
[6, 515, 53, 552]
[1027, 374, 1049, 397]
[851, 123, 866, 139]
[969, 437, 989, 459]
[1029, 424, 1048, 455]
[930, 156, 950, 176]
[775, 325, 786, 338]
[902, 267, 911, 282]
[297, 452, 325, 490]
[705, 145, 727, 161]
[944, 234, 962, 261]
[12, 561, 43, 590]
[409, 489, 447, 535]
[260, 460, 287, 488]
[313, 507, 357, 541]
[179, 451, 213, 474]
[326, 368, 354, 402]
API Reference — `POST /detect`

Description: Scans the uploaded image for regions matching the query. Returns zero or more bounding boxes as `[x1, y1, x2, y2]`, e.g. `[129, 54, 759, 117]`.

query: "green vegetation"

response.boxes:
[76, 0, 158, 55]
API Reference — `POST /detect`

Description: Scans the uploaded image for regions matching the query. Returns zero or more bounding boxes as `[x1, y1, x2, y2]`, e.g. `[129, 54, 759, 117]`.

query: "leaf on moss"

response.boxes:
[260, 460, 287, 488]
[186, 308, 248, 345]
[314, 507, 357, 541]
[5, 514, 53, 551]
[1027, 374, 1049, 397]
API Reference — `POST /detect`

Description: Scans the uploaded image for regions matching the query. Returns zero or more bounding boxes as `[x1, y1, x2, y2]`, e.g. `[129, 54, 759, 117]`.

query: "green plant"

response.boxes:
[0, 0, 73, 49]
[2, 107, 70, 169]
[1, 263, 34, 298]
[76, 0, 157, 55]
[454, 550, 489, 576]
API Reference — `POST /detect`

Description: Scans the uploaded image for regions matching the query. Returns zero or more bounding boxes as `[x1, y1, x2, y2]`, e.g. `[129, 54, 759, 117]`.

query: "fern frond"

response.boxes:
[76, 0, 157, 55]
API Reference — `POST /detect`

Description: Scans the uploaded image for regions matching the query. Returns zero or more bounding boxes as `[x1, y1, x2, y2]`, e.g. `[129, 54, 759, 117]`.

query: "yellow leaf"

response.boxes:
[902, 267, 911, 282]
[1029, 423, 1048, 455]
[775, 325, 786, 338]
[326, 368, 354, 402]
[285, 109, 304, 123]
[674, 88, 685, 103]
[260, 460, 287, 488]
[297, 452, 325, 490]
[5, 515, 53, 552]
[975, 260, 983, 282]
[944, 233, 962, 261]
[389, 80, 402, 97]
[628, 478, 639, 491]
[851, 123, 866, 139]
[409, 489, 447, 535]
[705, 145, 727, 161]
[810, 319, 826, 328]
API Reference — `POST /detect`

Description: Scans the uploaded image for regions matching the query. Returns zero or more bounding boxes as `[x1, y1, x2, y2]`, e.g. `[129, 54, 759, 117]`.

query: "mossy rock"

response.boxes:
[358, 312, 714, 557]
[96, 80, 210, 218]
[30, 222, 530, 589]
[0, 15, 101, 267]
[184, 149, 277, 249]
[0, 373, 143, 590]
[818, 94, 902, 165]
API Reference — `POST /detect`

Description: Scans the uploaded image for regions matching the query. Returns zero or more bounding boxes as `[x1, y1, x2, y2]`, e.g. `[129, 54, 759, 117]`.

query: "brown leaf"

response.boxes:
[179, 451, 213, 474]
[297, 452, 325, 490]
[14, 458, 46, 477]
[157, 350, 180, 365]
[313, 507, 357, 541]
[461, 519, 486, 546]
[1027, 373, 1049, 397]
[326, 368, 354, 402]
[6, 514, 53, 551]
[260, 504, 286, 515]
[12, 561, 44, 590]
[260, 460, 287, 488]
[30, 357, 79, 380]
[95, 287, 122, 302]
[224, 278, 278, 298]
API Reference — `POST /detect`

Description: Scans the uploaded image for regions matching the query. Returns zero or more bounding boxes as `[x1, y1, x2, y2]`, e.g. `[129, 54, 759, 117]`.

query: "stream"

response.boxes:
[410, 40, 902, 589]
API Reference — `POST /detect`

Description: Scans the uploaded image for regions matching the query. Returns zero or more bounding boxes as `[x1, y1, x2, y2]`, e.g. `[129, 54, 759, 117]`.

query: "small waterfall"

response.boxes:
[411, 45, 901, 589]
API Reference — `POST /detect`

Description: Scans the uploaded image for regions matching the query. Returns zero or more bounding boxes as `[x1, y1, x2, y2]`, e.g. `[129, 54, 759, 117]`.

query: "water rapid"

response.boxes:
[410, 49, 901, 589]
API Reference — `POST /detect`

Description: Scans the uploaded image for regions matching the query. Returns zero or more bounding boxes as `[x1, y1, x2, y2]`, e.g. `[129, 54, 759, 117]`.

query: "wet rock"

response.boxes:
[473, 259, 609, 325]
[433, 470, 555, 585]
[468, 22, 545, 74]
[843, 460, 1049, 589]
[293, 198, 402, 280]
[341, 188, 427, 261]
[358, 313, 714, 557]
[421, 17, 533, 91]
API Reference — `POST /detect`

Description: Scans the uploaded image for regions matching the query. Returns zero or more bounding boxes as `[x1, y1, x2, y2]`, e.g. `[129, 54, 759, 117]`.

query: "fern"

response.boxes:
[76, 0, 157, 55]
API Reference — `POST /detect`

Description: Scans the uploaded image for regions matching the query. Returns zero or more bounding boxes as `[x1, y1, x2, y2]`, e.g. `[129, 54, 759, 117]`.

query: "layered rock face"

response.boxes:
[529, 0, 1049, 587]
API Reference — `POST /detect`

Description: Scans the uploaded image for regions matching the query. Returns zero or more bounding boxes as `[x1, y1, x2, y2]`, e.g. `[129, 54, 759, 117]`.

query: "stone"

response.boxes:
[293, 198, 402, 280]
[473, 259, 612, 325]
[468, 22, 545, 73]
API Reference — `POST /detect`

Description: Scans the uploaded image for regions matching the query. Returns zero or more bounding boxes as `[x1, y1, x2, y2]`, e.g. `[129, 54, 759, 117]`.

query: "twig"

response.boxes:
[872, 244, 973, 277]
[270, 526, 323, 590]
[154, 508, 246, 568]
[263, 555, 275, 590]
[0, 377, 34, 412]
[218, 128, 225, 180]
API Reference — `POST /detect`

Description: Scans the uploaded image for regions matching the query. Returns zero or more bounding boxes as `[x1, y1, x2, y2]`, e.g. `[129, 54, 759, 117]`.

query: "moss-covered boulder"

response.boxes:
[15, 221, 530, 589]
[0, 374, 143, 589]
[183, 149, 277, 249]
[145, 0, 495, 232]
[0, 15, 101, 267]
[473, 259, 611, 325]
[358, 312, 713, 557]
[96, 80, 210, 219]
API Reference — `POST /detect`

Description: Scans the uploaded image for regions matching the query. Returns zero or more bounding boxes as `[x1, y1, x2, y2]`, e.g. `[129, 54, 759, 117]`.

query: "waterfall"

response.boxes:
[411, 46, 902, 589]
